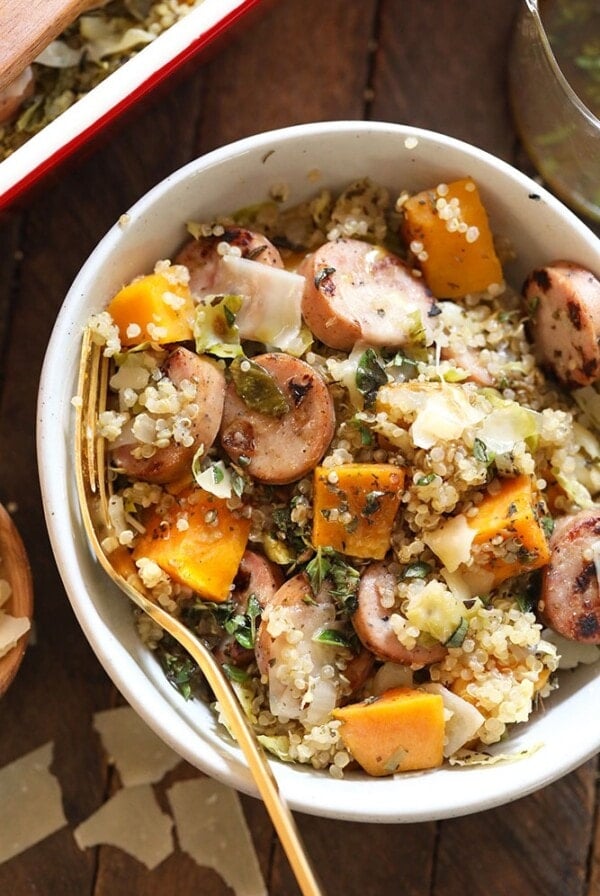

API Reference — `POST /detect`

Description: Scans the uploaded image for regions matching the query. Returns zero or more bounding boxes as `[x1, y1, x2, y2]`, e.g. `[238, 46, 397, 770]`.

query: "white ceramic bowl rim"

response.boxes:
[37, 120, 600, 822]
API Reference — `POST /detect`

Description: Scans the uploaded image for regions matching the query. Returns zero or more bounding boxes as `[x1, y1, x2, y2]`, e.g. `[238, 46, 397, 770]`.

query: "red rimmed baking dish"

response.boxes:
[0, 0, 266, 215]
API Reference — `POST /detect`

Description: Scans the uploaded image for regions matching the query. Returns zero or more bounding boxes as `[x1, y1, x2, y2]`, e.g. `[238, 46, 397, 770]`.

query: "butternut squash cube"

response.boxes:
[312, 464, 404, 560]
[133, 487, 250, 602]
[465, 474, 551, 588]
[108, 269, 195, 346]
[332, 687, 445, 776]
[403, 177, 503, 299]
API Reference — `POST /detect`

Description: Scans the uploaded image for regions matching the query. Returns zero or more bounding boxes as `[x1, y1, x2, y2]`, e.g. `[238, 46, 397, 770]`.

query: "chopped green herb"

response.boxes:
[445, 617, 468, 648]
[403, 561, 432, 579]
[363, 490, 386, 515]
[229, 356, 291, 417]
[313, 629, 353, 648]
[356, 348, 388, 407]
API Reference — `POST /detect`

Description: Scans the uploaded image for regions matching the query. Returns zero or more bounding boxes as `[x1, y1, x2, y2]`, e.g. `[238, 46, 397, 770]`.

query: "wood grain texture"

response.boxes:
[0, 0, 598, 894]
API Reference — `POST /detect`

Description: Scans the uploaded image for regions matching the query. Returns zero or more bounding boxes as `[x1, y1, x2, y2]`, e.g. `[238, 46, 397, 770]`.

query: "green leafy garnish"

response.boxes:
[313, 629, 353, 648]
[229, 356, 291, 417]
[356, 348, 387, 408]
[445, 616, 468, 648]
[403, 561, 432, 580]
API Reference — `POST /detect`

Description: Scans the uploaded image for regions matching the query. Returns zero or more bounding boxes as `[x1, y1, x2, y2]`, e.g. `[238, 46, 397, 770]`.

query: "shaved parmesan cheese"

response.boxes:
[215, 255, 307, 354]
[168, 777, 267, 895]
[74, 785, 173, 869]
[0, 742, 66, 864]
[411, 386, 486, 449]
[0, 611, 30, 658]
[421, 682, 484, 757]
[93, 705, 181, 786]
[192, 460, 234, 500]
[423, 514, 475, 572]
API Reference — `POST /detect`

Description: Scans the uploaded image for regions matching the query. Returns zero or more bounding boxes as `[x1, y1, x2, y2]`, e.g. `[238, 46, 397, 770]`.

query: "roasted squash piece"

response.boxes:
[332, 686, 445, 776]
[402, 177, 503, 299]
[133, 487, 250, 602]
[466, 474, 551, 587]
[312, 463, 404, 560]
[108, 269, 195, 346]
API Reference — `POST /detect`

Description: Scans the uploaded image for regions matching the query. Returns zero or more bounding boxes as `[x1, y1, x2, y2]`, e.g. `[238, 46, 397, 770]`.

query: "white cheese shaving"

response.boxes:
[423, 514, 475, 572]
[421, 682, 484, 757]
[168, 777, 267, 896]
[74, 785, 173, 870]
[0, 742, 67, 864]
[215, 255, 307, 355]
[0, 611, 30, 658]
[410, 385, 486, 449]
[93, 705, 181, 786]
[193, 460, 234, 500]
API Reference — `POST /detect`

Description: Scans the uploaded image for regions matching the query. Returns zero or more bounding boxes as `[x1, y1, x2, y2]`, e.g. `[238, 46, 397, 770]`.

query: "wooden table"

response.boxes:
[1, 1, 599, 894]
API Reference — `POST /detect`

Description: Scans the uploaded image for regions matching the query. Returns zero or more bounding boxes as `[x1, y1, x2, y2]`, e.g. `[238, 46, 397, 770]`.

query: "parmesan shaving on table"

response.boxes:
[0, 574, 30, 658]
[0, 742, 66, 864]
[93, 705, 180, 786]
[168, 777, 267, 896]
[73, 784, 174, 870]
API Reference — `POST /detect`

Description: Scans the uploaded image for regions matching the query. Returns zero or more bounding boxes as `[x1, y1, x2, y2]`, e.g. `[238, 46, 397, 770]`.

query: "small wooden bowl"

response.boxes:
[0, 503, 33, 696]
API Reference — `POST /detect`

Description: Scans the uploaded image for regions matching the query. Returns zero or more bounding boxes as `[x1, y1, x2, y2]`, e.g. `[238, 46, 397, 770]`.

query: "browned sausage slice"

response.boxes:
[523, 262, 600, 387]
[175, 227, 284, 297]
[219, 352, 335, 485]
[539, 509, 600, 643]
[299, 238, 434, 351]
[112, 347, 225, 483]
[353, 563, 447, 665]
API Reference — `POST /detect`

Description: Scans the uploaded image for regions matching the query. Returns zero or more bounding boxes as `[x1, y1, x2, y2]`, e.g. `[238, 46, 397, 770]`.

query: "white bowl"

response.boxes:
[0, 0, 263, 214]
[37, 121, 600, 822]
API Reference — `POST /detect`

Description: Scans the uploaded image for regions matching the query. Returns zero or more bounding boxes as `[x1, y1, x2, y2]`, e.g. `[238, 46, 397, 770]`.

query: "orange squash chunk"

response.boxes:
[332, 687, 445, 776]
[403, 177, 503, 299]
[108, 269, 195, 345]
[133, 487, 250, 602]
[312, 463, 404, 560]
[466, 474, 551, 587]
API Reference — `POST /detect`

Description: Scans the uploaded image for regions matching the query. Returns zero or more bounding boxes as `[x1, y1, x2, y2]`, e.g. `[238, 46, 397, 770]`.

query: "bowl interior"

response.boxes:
[37, 121, 600, 822]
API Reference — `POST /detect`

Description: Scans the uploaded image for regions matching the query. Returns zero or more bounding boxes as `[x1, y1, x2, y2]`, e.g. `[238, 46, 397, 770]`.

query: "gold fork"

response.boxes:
[74, 327, 324, 896]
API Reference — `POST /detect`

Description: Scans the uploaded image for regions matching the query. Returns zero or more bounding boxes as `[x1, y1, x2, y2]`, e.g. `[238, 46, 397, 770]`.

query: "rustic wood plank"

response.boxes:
[194, 0, 378, 151]
[433, 762, 596, 896]
[371, 0, 519, 159]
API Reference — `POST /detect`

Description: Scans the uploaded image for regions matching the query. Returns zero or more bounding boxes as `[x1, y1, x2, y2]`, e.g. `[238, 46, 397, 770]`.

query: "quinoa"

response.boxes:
[83, 176, 600, 777]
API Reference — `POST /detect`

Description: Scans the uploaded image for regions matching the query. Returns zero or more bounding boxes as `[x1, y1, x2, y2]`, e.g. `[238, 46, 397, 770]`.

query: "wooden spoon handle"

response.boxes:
[0, 0, 102, 93]
[0, 503, 33, 696]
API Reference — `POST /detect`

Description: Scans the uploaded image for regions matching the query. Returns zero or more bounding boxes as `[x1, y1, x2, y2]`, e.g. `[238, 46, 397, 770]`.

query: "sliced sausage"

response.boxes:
[213, 550, 283, 667]
[175, 227, 284, 297]
[299, 238, 434, 351]
[219, 352, 335, 485]
[112, 347, 225, 483]
[353, 563, 447, 665]
[539, 509, 600, 643]
[523, 262, 600, 387]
